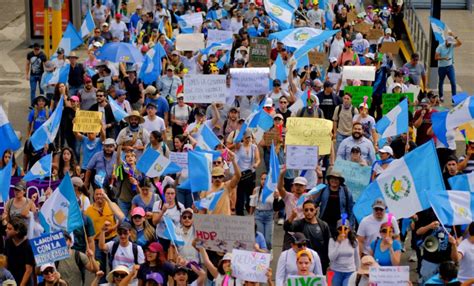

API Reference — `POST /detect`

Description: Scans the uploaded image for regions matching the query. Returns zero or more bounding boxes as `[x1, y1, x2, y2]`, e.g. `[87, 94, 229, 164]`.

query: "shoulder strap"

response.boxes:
[132, 243, 139, 264]
[356, 273, 362, 286]
[298, 107, 307, 117]
[74, 250, 86, 282]
[351, 106, 356, 118]
[111, 240, 120, 261]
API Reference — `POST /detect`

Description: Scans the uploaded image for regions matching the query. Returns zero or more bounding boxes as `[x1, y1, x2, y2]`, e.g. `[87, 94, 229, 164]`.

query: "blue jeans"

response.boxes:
[438, 65, 456, 99]
[332, 271, 353, 286]
[255, 209, 274, 250]
[29, 74, 43, 104]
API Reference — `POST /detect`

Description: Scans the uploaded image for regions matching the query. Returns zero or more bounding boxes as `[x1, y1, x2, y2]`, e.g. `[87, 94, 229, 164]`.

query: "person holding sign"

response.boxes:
[295, 250, 318, 277]
[368, 222, 402, 266]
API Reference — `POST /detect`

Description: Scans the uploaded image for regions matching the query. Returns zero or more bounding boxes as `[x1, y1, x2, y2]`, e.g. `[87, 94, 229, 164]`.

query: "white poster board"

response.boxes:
[230, 68, 270, 96]
[184, 74, 227, 103]
[231, 249, 271, 283]
[342, 65, 376, 81]
[369, 266, 409, 286]
[169, 152, 188, 171]
[180, 13, 203, 27]
[207, 29, 234, 46]
[176, 34, 205, 51]
[286, 145, 319, 170]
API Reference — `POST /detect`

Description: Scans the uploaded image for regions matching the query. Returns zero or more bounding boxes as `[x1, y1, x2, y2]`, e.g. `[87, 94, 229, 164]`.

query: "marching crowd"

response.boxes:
[1, 0, 472, 285]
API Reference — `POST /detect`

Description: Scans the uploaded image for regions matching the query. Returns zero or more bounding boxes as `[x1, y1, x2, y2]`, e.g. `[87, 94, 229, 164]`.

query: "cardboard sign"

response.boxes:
[184, 74, 227, 103]
[287, 275, 327, 286]
[249, 37, 271, 67]
[73, 110, 103, 133]
[347, 11, 358, 23]
[286, 145, 319, 170]
[176, 33, 205, 51]
[30, 231, 70, 266]
[380, 42, 400, 54]
[369, 266, 409, 285]
[354, 22, 372, 34]
[231, 249, 271, 283]
[285, 118, 333, 155]
[333, 159, 371, 201]
[367, 28, 384, 40]
[342, 66, 376, 81]
[308, 51, 326, 65]
[230, 68, 270, 96]
[169, 152, 188, 171]
[382, 92, 414, 114]
[194, 214, 255, 252]
[344, 86, 373, 108]
[262, 129, 281, 146]
[207, 29, 234, 46]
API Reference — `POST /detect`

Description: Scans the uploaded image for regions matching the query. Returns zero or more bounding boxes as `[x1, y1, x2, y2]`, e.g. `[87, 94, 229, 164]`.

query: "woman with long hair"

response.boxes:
[55, 147, 77, 179]
[129, 207, 156, 248]
[369, 222, 402, 266]
[137, 242, 176, 286]
[149, 131, 170, 158]
[132, 178, 160, 220]
[0, 149, 24, 177]
[71, 177, 90, 212]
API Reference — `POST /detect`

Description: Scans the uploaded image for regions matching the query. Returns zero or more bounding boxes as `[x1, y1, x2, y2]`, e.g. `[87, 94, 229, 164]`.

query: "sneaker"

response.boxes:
[409, 254, 418, 262]
[277, 218, 284, 225]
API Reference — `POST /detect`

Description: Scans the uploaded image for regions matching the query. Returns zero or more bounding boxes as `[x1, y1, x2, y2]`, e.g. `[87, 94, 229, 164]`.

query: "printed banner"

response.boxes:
[231, 249, 271, 283]
[333, 159, 372, 201]
[184, 74, 227, 103]
[285, 118, 333, 155]
[287, 275, 327, 286]
[286, 145, 319, 170]
[73, 110, 103, 133]
[342, 66, 376, 81]
[369, 266, 409, 285]
[30, 231, 70, 266]
[249, 37, 271, 67]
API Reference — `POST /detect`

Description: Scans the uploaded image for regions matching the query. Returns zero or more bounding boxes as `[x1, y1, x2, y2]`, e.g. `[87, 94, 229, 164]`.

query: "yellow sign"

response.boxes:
[73, 110, 103, 133]
[285, 118, 333, 155]
[458, 121, 474, 141]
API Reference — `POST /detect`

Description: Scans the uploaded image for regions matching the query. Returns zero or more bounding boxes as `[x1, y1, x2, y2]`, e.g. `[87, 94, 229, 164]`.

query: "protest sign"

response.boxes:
[194, 214, 255, 252]
[285, 118, 333, 155]
[249, 37, 271, 67]
[382, 92, 414, 114]
[73, 110, 102, 133]
[169, 152, 188, 171]
[176, 34, 205, 51]
[262, 129, 281, 146]
[180, 12, 203, 28]
[184, 74, 227, 103]
[30, 231, 70, 266]
[286, 145, 319, 170]
[287, 275, 327, 286]
[231, 249, 271, 283]
[333, 159, 371, 201]
[207, 29, 234, 46]
[380, 42, 400, 54]
[367, 28, 384, 40]
[406, 84, 421, 97]
[342, 66, 376, 81]
[230, 68, 270, 96]
[347, 11, 358, 23]
[344, 86, 373, 108]
[308, 51, 326, 65]
[354, 22, 372, 34]
[369, 266, 409, 286]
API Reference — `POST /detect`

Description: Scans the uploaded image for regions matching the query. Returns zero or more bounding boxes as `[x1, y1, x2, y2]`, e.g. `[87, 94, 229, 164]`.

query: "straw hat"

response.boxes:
[125, 110, 145, 124]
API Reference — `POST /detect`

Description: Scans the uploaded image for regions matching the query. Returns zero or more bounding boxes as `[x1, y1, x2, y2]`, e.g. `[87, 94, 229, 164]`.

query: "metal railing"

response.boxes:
[404, 0, 430, 68]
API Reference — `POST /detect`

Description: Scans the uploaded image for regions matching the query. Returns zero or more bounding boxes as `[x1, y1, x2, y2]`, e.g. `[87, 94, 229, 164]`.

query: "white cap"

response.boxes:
[329, 56, 338, 63]
[93, 41, 103, 48]
[385, 28, 392, 34]
[378, 146, 393, 156]
[264, 97, 273, 108]
[136, 5, 142, 9]
[40, 263, 56, 273]
[293, 176, 308, 186]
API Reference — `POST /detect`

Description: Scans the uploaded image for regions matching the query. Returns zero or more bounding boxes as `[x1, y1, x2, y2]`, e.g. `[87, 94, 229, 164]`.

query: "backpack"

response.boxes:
[335, 104, 356, 129]
[109, 241, 139, 269]
[298, 106, 323, 118]
[172, 104, 192, 124]
[55, 250, 85, 283]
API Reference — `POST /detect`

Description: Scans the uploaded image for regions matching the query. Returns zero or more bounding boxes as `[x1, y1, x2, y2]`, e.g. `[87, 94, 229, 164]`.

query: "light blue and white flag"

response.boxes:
[432, 96, 474, 146]
[206, 9, 229, 20]
[354, 141, 445, 221]
[0, 160, 12, 202]
[108, 96, 129, 122]
[452, 92, 469, 106]
[376, 98, 408, 139]
[30, 97, 64, 151]
[0, 105, 21, 157]
[448, 172, 474, 191]
[39, 174, 83, 233]
[23, 153, 52, 182]
[56, 23, 83, 56]
[94, 170, 106, 188]
[139, 43, 167, 84]
[429, 17, 446, 43]
[163, 216, 185, 246]
[262, 144, 280, 202]
[296, 54, 309, 69]
[196, 124, 221, 151]
[269, 27, 325, 49]
[137, 148, 182, 178]
[195, 190, 224, 211]
[188, 151, 213, 193]
[233, 109, 274, 143]
[297, 184, 326, 207]
[42, 64, 70, 86]
[176, 14, 194, 34]
[201, 38, 233, 55]
[430, 190, 474, 225]
[158, 20, 175, 47]
[325, 8, 333, 30]
[86, 67, 97, 77]
[263, 0, 295, 30]
[292, 29, 339, 60]
[289, 89, 310, 115]
[80, 10, 95, 38]
[270, 54, 288, 82]
[216, 50, 231, 69]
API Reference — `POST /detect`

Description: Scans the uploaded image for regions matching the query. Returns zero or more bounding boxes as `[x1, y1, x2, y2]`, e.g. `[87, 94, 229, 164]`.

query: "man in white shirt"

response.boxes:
[142, 102, 166, 138]
[307, 1, 325, 28]
[110, 13, 128, 41]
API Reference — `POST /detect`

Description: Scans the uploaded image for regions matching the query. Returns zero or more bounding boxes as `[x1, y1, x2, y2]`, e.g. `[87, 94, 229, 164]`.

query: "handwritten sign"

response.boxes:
[207, 29, 234, 46]
[308, 51, 326, 65]
[176, 33, 205, 51]
[347, 11, 358, 23]
[30, 231, 70, 266]
[73, 110, 102, 133]
[342, 66, 376, 81]
[285, 118, 333, 155]
[286, 145, 319, 170]
[287, 275, 327, 286]
[231, 249, 271, 283]
[184, 74, 227, 103]
[249, 37, 271, 67]
[367, 28, 384, 40]
[194, 214, 255, 253]
[230, 68, 270, 96]
[263, 129, 281, 146]
[169, 152, 188, 171]
[380, 42, 400, 54]
[333, 159, 371, 201]
[369, 266, 409, 285]
[382, 92, 414, 114]
[344, 86, 373, 108]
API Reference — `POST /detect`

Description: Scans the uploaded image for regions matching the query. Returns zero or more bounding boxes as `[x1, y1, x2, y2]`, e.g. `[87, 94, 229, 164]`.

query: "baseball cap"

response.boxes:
[372, 198, 386, 209]
[131, 207, 146, 217]
[364, 53, 375, 60]
[212, 167, 225, 177]
[264, 97, 273, 108]
[71, 177, 84, 187]
[378, 146, 393, 156]
[146, 102, 157, 109]
[273, 79, 281, 86]
[84, 76, 92, 83]
[148, 242, 164, 253]
[182, 208, 194, 216]
[118, 221, 132, 231]
[40, 263, 56, 273]
[290, 232, 308, 244]
[102, 138, 116, 146]
[385, 28, 392, 34]
[323, 81, 334, 88]
[329, 56, 337, 63]
[293, 176, 308, 186]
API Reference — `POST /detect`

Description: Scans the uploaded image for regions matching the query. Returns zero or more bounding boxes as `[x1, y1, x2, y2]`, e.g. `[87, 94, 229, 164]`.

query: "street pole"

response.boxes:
[428, 0, 441, 90]
[43, 0, 50, 58]
[51, 0, 62, 52]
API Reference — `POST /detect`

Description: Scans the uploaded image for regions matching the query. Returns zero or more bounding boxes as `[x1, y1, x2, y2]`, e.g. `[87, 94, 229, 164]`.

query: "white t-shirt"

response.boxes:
[110, 21, 128, 41]
[457, 239, 474, 282]
[353, 114, 376, 140]
[142, 115, 166, 133]
[179, 55, 199, 75]
[92, 5, 107, 22]
[356, 214, 400, 255]
[152, 201, 185, 238]
[105, 241, 145, 286]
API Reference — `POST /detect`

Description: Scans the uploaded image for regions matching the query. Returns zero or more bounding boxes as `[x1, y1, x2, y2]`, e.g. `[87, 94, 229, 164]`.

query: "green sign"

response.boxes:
[287, 276, 326, 286]
[344, 86, 373, 109]
[249, 37, 271, 67]
[382, 93, 414, 114]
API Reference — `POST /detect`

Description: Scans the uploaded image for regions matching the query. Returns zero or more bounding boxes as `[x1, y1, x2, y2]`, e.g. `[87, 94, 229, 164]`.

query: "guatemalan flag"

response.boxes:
[376, 98, 409, 139]
[80, 10, 95, 38]
[23, 153, 52, 182]
[137, 148, 182, 178]
[195, 190, 224, 211]
[216, 50, 231, 69]
[43, 64, 71, 86]
[196, 124, 221, 151]
[188, 151, 213, 193]
[0, 105, 21, 157]
[448, 172, 474, 191]
[292, 29, 339, 60]
[429, 190, 474, 225]
[270, 54, 288, 82]
[176, 14, 194, 34]
[108, 96, 129, 122]
[0, 160, 12, 202]
[30, 97, 64, 151]
[139, 43, 167, 85]
[263, 0, 295, 30]
[269, 27, 325, 49]
[206, 8, 228, 20]
[430, 17, 446, 43]
[234, 109, 274, 143]
[56, 23, 83, 57]
[432, 96, 474, 146]
[354, 140, 445, 221]
[163, 216, 185, 246]
[39, 174, 83, 233]
[261, 143, 280, 202]
[289, 89, 309, 115]
[201, 38, 233, 55]
[297, 184, 326, 206]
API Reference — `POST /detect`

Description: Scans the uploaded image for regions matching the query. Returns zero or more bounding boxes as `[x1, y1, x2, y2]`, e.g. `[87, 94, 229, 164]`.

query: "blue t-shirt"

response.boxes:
[255, 231, 268, 251]
[28, 109, 49, 132]
[144, 97, 169, 119]
[436, 43, 455, 67]
[80, 136, 102, 169]
[370, 238, 402, 266]
[131, 193, 159, 213]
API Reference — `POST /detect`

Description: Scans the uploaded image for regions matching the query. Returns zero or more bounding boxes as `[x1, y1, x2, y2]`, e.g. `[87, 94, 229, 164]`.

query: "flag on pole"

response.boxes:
[429, 190, 474, 225]
[139, 43, 167, 84]
[137, 148, 182, 178]
[108, 96, 129, 122]
[42, 64, 70, 86]
[80, 10, 95, 38]
[206, 9, 229, 20]
[262, 143, 280, 202]
[0, 105, 21, 156]
[55, 23, 83, 56]
[196, 124, 221, 151]
[23, 153, 53, 182]
[271, 54, 288, 82]
[292, 30, 340, 60]
[376, 98, 409, 139]
[263, 0, 295, 30]
[30, 97, 64, 151]
[163, 216, 185, 246]
[268, 27, 326, 49]
[448, 172, 474, 191]
[216, 50, 231, 69]
[176, 14, 194, 34]
[233, 109, 273, 143]
[188, 151, 213, 193]
[297, 184, 326, 206]
[195, 190, 224, 211]
[429, 17, 446, 43]
[200, 38, 233, 55]
[0, 160, 12, 202]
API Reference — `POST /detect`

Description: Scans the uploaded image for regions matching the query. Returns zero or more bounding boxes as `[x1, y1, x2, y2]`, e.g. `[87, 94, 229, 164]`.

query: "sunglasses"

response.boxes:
[274, 118, 283, 121]
[96, 94, 105, 98]
[118, 230, 129, 235]
[42, 268, 54, 275]
[373, 208, 385, 212]
[380, 229, 388, 233]
[279, 101, 288, 104]
[296, 243, 306, 248]
[212, 175, 224, 179]
[178, 97, 184, 100]
[304, 208, 316, 212]
[182, 215, 193, 220]
[132, 215, 143, 220]
[114, 273, 128, 279]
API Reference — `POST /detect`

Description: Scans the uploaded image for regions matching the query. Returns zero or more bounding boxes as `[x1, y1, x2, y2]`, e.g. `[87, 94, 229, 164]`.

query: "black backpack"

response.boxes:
[298, 106, 323, 118]
[109, 240, 139, 269]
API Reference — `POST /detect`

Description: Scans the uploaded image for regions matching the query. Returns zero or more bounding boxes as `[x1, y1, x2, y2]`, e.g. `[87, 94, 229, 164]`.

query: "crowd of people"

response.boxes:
[5, 0, 473, 285]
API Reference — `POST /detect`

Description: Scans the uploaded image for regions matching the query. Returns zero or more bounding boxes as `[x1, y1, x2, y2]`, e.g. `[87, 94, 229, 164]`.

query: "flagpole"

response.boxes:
[430, 202, 451, 236]
[48, 154, 53, 189]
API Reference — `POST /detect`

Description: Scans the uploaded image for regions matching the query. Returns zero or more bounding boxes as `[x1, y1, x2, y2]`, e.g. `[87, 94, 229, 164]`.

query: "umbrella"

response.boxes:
[95, 42, 143, 63]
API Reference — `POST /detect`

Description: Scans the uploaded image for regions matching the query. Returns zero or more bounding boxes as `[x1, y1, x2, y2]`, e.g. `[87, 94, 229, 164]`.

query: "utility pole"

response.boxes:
[43, 0, 50, 58]
[51, 0, 62, 52]
[428, 0, 441, 90]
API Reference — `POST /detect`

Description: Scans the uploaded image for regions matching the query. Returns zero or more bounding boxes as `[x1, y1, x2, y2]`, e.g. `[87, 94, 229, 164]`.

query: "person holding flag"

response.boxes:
[435, 31, 462, 102]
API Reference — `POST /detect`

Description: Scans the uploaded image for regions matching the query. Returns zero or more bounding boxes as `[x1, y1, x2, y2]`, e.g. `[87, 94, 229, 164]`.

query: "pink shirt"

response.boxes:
[283, 192, 304, 220]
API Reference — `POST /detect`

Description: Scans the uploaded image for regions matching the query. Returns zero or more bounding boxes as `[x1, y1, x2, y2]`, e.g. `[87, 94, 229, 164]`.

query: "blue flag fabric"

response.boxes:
[262, 144, 280, 202]
[0, 105, 21, 157]
[42, 64, 70, 86]
[429, 190, 474, 226]
[0, 160, 12, 203]
[163, 216, 185, 246]
[376, 99, 409, 139]
[188, 151, 212, 193]
[293, 30, 339, 60]
[80, 10, 95, 37]
[139, 43, 167, 84]
[263, 0, 295, 30]
[176, 14, 194, 33]
[429, 17, 446, 43]
[137, 148, 182, 178]
[30, 97, 64, 151]
[195, 190, 224, 211]
[23, 153, 53, 182]
[448, 172, 474, 191]
[108, 96, 129, 122]
[56, 23, 83, 56]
